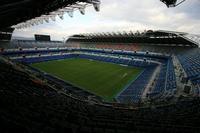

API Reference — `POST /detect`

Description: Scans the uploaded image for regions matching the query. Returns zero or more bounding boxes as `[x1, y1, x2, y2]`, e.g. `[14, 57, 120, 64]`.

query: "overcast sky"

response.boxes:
[13, 0, 200, 40]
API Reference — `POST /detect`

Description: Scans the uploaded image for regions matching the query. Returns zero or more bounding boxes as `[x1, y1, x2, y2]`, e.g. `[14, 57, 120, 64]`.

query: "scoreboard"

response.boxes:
[35, 34, 51, 41]
[0, 28, 14, 41]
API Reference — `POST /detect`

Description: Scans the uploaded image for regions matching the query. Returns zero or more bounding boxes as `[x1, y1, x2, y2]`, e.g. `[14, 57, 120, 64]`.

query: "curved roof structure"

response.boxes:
[0, 0, 101, 29]
[67, 30, 199, 47]
[183, 34, 200, 47]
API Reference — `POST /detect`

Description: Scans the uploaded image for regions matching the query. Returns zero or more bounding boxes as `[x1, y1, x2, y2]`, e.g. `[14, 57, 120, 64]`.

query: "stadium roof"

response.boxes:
[0, 0, 100, 29]
[155, 30, 200, 47]
[182, 34, 200, 47]
[67, 30, 200, 47]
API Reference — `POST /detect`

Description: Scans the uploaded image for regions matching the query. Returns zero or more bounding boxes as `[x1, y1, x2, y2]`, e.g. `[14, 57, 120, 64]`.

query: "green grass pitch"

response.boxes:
[31, 58, 143, 101]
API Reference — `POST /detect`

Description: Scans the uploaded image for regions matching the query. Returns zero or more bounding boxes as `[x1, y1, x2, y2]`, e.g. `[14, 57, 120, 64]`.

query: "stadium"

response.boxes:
[0, 0, 200, 133]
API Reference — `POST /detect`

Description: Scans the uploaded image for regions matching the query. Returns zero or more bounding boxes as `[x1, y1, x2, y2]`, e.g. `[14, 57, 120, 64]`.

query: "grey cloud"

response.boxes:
[13, 0, 200, 40]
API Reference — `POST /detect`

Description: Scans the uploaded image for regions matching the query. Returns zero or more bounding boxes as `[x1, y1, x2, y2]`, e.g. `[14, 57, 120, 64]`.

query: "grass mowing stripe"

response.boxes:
[31, 58, 143, 101]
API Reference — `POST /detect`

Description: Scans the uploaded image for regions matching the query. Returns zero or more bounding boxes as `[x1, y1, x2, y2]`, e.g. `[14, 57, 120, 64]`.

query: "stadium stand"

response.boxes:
[0, 0, 199, 132]
[0, 30, 199, 132]
[177, 49, 200, 86]
[95, 43, 141, 51]
[0, 46, 179, 104]
[1, 56, 200, 132]
[117, 66, 155, 103]
[166, 58, 177, 91]
[0, 40, 64, 49]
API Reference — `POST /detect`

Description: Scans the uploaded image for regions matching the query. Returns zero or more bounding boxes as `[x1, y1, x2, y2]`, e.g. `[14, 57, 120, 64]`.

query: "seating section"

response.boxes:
[139, 45, 188, 54]
[3, 47, 177, 103]
[177, 49, 200, 85]
[117, 66, 155, 103]
[95, 43, 141, 51]
[1, 48, 68, 56]
[166, 59, 177, 91]
[11, 40, 64, 48]
[1, 57, 200, 133]
[148, 58, 177, 99]
[78, 43, 190, 55]
[79, 54, 156, 68]
[148, 61, 167, 98]
[79, 43, 97, 48]
[1, 38, 200, 132]
[66, 42, 81, 48]
[12, 51, 161, 103]
[1, 47, 169, 60]
[15, 54, 76, 63]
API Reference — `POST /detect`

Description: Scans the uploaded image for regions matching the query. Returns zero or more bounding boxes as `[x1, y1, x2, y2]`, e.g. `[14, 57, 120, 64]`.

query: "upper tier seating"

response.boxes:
[78, 43, 190, 55]
[0, 40, 64, 49]
[95, 43, 141, 51]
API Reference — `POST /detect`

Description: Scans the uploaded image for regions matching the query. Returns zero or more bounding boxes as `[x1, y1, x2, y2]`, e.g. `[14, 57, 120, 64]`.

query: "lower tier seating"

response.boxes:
[148, 58, 177, 99]
[177, 49, 200, 85]
[13, 51, 177, 102]
[117, 66, 155, 103]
